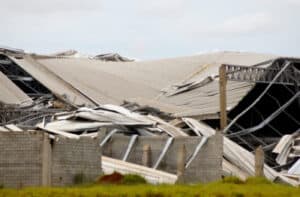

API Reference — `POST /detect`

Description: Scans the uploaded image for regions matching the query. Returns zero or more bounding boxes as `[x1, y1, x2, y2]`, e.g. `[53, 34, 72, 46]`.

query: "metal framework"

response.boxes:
[223, 58, 300, 168]
[224, 62, 300, 86]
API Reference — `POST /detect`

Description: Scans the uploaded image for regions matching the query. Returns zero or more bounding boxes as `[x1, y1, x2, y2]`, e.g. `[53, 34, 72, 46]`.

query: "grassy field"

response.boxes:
[0, 177, 300, 197]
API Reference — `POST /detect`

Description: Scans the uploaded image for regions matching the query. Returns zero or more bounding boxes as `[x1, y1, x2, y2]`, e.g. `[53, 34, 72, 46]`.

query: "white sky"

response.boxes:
[0, 0, 299, 59]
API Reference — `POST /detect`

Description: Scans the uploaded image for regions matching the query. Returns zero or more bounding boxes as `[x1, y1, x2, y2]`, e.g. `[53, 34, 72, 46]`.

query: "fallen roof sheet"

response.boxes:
[102, 156, 177, 184]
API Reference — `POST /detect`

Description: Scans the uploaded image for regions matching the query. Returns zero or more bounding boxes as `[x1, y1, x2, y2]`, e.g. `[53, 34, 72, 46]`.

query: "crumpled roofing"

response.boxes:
[4, 51, 277, 117]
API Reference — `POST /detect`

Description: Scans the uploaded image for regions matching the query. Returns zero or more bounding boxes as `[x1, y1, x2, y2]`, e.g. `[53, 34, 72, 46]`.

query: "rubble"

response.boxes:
[0, 48, 300, 186]
[93, 53, 134, 62]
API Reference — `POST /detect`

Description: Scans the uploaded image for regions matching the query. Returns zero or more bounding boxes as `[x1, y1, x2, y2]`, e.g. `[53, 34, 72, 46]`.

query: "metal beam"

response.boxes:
[224, 63, 300, 85]
[122, 134, 138, 161]
[153, 137, 173, 169]
[185, 136, 208, 168]
[99, 129, 119, 147]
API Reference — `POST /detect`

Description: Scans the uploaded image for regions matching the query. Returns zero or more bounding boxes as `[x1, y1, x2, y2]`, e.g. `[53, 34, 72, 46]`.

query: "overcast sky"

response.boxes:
[0, 0, 299, 59]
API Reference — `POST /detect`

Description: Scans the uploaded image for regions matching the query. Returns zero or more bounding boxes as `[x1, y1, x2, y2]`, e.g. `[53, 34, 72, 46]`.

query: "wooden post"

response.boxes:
[255, 146, 265, 177]
[219, 65, 227, 131]
[142, 144, 152, 167]
[176, 144, 186, 183]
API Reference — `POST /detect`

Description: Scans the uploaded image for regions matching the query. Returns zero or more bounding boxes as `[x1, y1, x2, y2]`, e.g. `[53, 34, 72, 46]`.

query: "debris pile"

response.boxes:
[0, 47, 300, 185]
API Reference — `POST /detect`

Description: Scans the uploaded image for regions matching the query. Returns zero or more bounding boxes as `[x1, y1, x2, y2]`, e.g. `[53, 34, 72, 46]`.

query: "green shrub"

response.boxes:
[121, 174, 147, 185]
[221, 176, 244, 184]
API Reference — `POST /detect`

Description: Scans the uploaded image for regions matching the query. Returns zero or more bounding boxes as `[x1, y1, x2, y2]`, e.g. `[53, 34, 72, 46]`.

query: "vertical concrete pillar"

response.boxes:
[176, 144, 186, 183]
[255, 145, 265, 177]
[219, 64, 227, 131]
[142, 144, 152, 167]
[42, 133, 51, 186]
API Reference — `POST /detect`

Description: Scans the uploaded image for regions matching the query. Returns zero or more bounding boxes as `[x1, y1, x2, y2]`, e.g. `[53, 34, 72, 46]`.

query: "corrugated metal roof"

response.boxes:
[4, 51, 277, 117]
[36, 51, 275, 103]
[33, 54, 204, 104]
[158, 80, 254, 117]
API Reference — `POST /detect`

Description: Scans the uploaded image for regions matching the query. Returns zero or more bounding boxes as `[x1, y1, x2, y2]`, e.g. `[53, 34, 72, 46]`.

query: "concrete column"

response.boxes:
[176, 144, 186, 183]
[255, 145, 265, 177]
[142, 144, 152, 167]
[42, 133, 51, 186]
[219, 64, 227, 131]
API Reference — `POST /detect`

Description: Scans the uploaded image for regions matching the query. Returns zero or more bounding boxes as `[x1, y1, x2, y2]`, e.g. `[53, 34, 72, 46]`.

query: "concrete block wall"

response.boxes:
[0, 132, 102, 188]
[0, 131, 43, 188]
[51, 137, 102, 186]
[183, 133, 223, 183]
[100, 133, 223, 183]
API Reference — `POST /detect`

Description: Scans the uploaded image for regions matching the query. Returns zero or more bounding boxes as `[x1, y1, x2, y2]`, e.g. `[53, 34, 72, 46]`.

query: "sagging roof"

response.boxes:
[1, 50, 277, 118]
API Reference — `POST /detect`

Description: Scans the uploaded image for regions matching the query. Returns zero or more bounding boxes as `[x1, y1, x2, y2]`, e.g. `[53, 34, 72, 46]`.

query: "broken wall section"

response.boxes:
[0, 132, 102, 188]
[100, 133, 223, 183]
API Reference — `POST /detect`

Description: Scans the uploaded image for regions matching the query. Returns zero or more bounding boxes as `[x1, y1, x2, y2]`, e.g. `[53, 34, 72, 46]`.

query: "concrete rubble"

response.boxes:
[0, 46, 300, 186]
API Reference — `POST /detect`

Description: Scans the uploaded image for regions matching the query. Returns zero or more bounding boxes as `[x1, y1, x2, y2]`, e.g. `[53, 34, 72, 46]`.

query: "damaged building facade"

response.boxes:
[0, 46, 299, 187]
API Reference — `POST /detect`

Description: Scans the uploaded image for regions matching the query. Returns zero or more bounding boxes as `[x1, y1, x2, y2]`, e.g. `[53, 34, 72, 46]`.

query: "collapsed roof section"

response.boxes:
[1, 47, 300, 185]
[0, 49, 296, 131]
[0, 49, 276, 106]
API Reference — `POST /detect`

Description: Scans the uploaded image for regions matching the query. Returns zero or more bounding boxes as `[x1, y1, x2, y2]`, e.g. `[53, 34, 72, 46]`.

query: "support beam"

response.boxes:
[122, 134, 138, 161]
[99, 129, 119, 147]
[153, 137, 173, 169]
[219, 64, 227, 131]
[185, 136, 208, 168]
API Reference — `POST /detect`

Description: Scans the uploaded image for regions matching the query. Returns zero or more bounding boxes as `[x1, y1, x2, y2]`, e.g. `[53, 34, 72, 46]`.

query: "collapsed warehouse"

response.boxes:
[0, 46, 300, 186]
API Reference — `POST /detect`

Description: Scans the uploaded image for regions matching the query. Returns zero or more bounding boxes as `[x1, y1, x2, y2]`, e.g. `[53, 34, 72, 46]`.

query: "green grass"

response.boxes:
[121, 174, 147, 185]
[0, 177, 299, 197]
